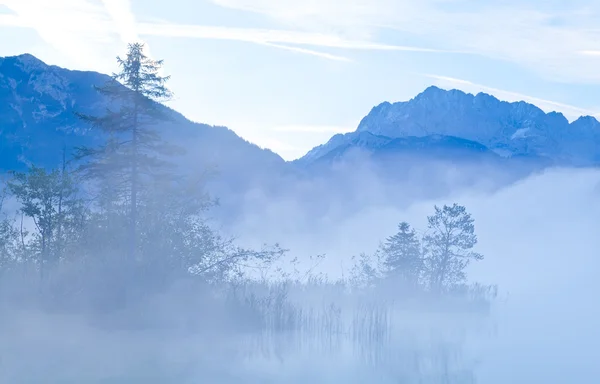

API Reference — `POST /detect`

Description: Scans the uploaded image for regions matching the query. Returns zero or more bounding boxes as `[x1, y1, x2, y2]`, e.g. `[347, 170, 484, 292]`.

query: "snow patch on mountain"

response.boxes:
[511, 128, 530, 140]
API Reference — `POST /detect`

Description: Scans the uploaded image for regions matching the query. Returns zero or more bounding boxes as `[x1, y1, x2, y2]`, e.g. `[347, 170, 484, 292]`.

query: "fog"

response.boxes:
[232, 166, 600, 383]
[1, 159, 599, 383]
[471, 168, 600, 382]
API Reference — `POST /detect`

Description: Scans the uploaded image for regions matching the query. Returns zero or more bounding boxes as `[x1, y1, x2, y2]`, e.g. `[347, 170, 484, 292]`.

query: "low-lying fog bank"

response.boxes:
[1, 167, 599, 383]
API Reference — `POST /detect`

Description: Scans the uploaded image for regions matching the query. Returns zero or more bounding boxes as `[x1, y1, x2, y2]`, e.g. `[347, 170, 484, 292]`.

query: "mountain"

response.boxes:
[300, 86, 600, 167]
[3, 53, 599, 223]
[299, 131, 499, 165]
[0, 54, 285, 187]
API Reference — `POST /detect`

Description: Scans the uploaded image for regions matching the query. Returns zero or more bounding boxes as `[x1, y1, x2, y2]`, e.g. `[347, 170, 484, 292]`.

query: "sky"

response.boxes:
[1, 0, 600, 160]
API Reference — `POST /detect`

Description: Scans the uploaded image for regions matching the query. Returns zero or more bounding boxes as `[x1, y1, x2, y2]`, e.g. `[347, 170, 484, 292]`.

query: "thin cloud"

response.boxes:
[0, 0, 119, 70]
[208, 0, 600, 83]
[0, 0, 457, 66]
[100, 0, 139, 44]
[5, 0, 600, 79]
[424, 74, 600, 121]
[99, 0, 163, 73]
[256, 42, 352, 61]
[135, 22, 454, 54]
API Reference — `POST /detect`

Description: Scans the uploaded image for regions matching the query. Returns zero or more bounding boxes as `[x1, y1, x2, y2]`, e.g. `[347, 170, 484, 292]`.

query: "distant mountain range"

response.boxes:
[300, 86, 600, 167]
[2, 53, 599, 193]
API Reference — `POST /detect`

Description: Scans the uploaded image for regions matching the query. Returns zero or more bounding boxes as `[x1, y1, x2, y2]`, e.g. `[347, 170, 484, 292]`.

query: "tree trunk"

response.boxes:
[130, 99, 139, 263]
[56, 146, 66, 262]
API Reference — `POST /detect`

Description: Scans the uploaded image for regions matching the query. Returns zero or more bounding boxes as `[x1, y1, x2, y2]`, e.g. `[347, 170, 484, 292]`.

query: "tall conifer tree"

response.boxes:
[75, 43, 176, 261]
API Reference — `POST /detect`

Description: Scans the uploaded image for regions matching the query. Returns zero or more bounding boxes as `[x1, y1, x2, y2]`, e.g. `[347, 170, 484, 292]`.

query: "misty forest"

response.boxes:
[0, 44, 506, 383]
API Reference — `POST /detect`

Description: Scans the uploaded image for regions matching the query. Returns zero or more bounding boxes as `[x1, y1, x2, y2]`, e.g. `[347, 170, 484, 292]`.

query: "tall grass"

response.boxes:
[217, 278, 491, 382]
[0, 258, 493, 383]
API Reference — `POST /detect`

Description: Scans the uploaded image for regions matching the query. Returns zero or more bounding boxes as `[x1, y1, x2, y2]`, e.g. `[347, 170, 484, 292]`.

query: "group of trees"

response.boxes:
[0, 43, 488, 313]
[386, 204, 483, 291]
[0, 43, 283, 309]
[350, 204, 486, 297]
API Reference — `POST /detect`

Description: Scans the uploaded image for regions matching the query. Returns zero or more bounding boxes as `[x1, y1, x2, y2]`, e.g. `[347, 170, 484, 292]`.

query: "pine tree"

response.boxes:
[422, 204, 483, 292]
[380, 221, 423, 288]
[74, 42, 178, 261]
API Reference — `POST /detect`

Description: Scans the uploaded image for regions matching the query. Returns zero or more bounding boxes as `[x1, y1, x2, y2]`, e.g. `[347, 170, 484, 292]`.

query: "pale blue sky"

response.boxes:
[1, 0, 600, 160]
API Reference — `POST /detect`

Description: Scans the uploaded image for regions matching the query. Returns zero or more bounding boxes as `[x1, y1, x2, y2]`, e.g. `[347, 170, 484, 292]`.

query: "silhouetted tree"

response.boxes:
[379, 221, 423, 288]
[75, 42, 178, 261]
[422, 204, 482, 292]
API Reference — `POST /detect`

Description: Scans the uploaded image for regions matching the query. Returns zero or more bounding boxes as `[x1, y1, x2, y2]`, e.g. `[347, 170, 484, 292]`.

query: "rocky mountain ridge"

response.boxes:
[0, 53, 284, 178]
[301, 86, 600, 166]
[2, 53, 599, 181]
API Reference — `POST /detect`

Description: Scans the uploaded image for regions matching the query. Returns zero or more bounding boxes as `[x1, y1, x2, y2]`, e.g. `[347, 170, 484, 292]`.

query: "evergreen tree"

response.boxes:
[422, 204, 483, 292]
[379, 222, 423, 288]
[74, 42, 178, 261]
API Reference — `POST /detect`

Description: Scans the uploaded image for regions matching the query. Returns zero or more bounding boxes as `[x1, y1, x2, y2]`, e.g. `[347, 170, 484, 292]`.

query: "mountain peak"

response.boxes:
[572, 115, 600, 129]
[303, 85, 600, 166]
[420, 85, 445, 95]
[414, 85, 472, 102]
[1, 53, 48, 71]
[14, 53, 44, 62]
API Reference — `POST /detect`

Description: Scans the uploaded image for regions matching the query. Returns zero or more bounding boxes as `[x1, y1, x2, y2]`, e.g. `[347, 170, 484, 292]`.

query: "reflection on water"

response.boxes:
[0, 283, 494, 383]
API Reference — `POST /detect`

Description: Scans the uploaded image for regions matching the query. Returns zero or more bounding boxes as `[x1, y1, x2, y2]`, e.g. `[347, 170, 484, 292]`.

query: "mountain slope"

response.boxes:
[0, 54, 107, 169]
[0, 53, 285, 183]
[300, 86, 600, 167]
[298, 131, 499, 165]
